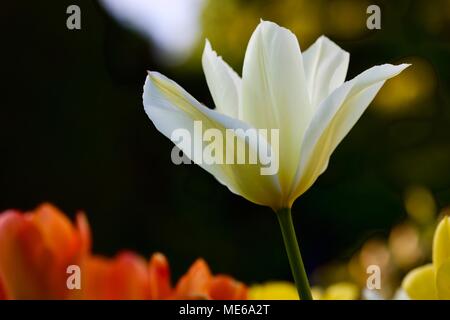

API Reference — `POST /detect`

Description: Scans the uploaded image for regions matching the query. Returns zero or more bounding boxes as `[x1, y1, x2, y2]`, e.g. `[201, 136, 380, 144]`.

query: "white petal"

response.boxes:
[288, 64, 410, 204]
[241, 20, 312, 200]
[303, 36, 350, 108]
[202, 40, 241, 119]
[143, 71, 281, 207]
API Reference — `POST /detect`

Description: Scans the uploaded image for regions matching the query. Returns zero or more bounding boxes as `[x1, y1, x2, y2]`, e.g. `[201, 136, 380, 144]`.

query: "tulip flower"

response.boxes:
[143, 20, 408, 299]
[249, 281, 300, 300]
[143, 20, 408, 210]
[402, 216, 450, 299]
[249, 281, 359, 300]
[0, 203, 90, 299]
[172, 258, 247, 300]
[0, 278, 6, 300]
[83, 252, 247, 300]
[0, 204, 247, 300]
[82, 252, 157, 300]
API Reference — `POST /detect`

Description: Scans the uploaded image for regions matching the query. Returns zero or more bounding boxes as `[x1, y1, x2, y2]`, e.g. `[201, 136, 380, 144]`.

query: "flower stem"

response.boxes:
[276, 207, 313, 300]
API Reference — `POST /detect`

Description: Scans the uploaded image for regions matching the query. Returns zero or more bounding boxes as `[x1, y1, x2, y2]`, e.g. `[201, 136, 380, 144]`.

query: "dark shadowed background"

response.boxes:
[1, 0, 449, 283]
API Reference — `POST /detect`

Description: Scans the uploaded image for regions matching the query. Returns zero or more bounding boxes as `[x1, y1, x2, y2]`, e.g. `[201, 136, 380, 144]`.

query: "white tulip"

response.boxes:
[143, 20, 409, 210]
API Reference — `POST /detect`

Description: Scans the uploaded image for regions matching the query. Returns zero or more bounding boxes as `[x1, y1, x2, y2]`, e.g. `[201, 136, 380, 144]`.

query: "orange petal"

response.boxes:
[209, 275, 248, 300]
[149, 253, 172, 299]
[81, 255, 111, 299]
[0, 205, 91, 299]
[28, 203, 82, 263]
[0, 276, 7, 300]
[76, 212, 91, 255]
[0, 211, 56, 299]
[173, 259, 212, 299]
[83, 252, 150, 299]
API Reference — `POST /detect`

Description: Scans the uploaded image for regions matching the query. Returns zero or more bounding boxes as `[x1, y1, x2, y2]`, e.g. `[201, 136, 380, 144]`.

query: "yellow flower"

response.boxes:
[318, 282, 360, 300]
[249, 281, 299, 300]
[248, 281, 358, 300]
[402, 216, 450, 299]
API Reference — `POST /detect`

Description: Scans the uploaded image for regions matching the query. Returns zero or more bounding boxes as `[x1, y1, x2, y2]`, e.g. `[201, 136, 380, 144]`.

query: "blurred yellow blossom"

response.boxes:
[348, 238, 396, 297]
[388, 223, 423, 269]
[249, 281, 299, 300]
[319, 282, 360, 300]
[404, 185, 436, 224]
[249, 281, 358, 300]
[325, 0, 369, 39]
[200, 0, 325, 66]
[373, 57, 436, 116]
[402, 216, 450, 299]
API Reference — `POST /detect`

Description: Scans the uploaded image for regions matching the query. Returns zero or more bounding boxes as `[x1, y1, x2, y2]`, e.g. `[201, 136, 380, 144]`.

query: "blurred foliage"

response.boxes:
[373, 57, 436, 116]
[1, 0, 449, 285]
[197, 0, 375, 67]
[312, 185, 445, 298]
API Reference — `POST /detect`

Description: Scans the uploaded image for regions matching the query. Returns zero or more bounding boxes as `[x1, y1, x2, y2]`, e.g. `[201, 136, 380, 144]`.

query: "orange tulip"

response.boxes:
[0, 277, 6, 300]
[82, 252, 173, 299]
[173, 259, 247, 300]
[82, 252, 151, 299]
[0, 203, 247, 300]
[148, 252, 172, 299]
[0, 203, 90, 299]
[82, 253, 247, 300]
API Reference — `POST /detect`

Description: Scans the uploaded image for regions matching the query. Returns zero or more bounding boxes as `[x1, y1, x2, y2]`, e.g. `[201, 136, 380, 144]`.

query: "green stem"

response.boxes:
[276, 207, 313, 300]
